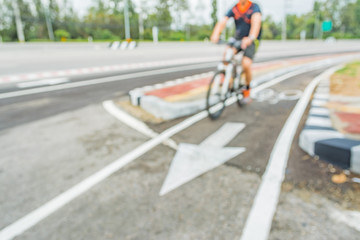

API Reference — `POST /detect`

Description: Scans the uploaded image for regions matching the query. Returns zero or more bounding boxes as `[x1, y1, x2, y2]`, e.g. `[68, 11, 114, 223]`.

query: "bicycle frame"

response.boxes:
[218, 47, 243, 98]
[206, 40, 246, 120]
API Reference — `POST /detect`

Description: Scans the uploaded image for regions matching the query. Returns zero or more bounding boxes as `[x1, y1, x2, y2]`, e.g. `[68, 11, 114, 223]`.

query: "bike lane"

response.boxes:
[2, 66, 359, 239]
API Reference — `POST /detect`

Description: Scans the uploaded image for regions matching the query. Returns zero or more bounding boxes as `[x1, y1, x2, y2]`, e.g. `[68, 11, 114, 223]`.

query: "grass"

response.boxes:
[331, 61, 360, 95]
[336, 61, 360, 77]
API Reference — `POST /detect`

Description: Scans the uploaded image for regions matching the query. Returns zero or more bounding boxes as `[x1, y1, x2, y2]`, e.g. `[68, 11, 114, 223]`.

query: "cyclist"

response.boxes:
[210, 0, 262, 104]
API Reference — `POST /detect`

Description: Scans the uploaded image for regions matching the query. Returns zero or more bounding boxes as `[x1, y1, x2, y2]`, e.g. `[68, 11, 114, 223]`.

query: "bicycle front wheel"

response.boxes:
[206, 70, 227, 120]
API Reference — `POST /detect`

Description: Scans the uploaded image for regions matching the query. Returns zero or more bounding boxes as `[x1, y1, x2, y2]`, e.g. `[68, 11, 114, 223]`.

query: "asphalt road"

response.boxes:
[1, 42, 360, 240]
[2, 40, 360, 76]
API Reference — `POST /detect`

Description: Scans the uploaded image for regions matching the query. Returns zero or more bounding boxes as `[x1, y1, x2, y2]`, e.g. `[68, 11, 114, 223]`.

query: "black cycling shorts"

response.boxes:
[228, 39, 259, 60]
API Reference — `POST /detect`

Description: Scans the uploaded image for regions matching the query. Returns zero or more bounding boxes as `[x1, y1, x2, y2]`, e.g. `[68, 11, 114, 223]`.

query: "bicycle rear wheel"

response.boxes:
[236, 86, 245, 107]
[206, 70, 227, 120]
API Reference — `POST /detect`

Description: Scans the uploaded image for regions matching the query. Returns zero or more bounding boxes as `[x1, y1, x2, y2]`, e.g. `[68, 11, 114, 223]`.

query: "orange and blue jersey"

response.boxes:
[225, 1, 262, 40]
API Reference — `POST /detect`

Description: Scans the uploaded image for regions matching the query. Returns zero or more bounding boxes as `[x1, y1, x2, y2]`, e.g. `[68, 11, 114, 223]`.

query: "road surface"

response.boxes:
[1, 41, 359, 240]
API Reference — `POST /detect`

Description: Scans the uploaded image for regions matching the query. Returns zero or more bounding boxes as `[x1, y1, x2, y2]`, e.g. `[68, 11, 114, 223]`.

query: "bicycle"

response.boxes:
[206, 40, 246, 120]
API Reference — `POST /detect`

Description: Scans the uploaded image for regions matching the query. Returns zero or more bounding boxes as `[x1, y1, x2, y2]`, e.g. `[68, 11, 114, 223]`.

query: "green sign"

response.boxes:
[322, 21, 332, 32]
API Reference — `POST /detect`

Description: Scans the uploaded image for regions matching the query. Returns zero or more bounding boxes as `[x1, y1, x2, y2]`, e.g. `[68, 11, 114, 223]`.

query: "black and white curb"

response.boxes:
[109, 41, 137, 50]
[299, 78, 360, 174]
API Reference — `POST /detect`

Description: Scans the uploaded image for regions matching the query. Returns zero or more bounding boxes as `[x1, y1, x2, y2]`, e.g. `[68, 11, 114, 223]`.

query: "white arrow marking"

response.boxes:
[160, 123, 246, 196]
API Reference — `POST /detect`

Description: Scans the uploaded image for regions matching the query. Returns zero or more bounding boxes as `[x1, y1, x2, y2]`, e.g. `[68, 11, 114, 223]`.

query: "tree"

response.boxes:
[171, 0, 188, 30]
[262, 16, 281, 40]
[211, 0, 217, 27]
[339, 1, 357, 38]
[355, 0, 360, 35]
[0, 0, 16, 41]
[146, 0, 172, 38]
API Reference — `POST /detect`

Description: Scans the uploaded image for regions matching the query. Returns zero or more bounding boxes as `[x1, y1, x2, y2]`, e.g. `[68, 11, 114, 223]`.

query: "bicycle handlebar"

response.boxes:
[213, 39, 243, 49]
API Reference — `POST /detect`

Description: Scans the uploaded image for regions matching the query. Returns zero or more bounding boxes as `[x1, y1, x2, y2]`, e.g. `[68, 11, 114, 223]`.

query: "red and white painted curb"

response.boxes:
[129, 72, 214, 105]
[299, 72, 360, 174]
[0, 57, 219, 85]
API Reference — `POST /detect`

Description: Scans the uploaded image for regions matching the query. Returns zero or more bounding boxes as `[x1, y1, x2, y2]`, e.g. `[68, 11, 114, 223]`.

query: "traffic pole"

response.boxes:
[282, 0, 287, 41]
[124, 0, 131, 40]
[42, 2, 55, 41]
[12, 0, 25, 42]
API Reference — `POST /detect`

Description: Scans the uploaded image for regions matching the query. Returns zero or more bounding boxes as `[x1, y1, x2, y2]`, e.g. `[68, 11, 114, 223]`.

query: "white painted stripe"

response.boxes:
[142, 86, 154, 92]
[56, 71, 66, 76]
[9, 76, 20, 82]
[0, 62, 215, 100]
[200, 123, 246, 147]
[27, 74, 38, 80]
[330, 208, 360, 232]
[299, 129, 345, 156]
[249, 60, 335, 96]
[318, 82, 330, 87]
[102, 100, 178, 150]
[353, 178, 360, 183]
[154, 84, 164, 89]
[314, 93, 330, 99]
[134, 72, 213, 94]
[309, 107, 330, 116]
[240, 66, 342, 240]
[306, 116, 332, 128]
[315, 89, 329, 94]
[0, 110, 208, 240]
[316, 86, 329, 91]
[0, 64, 342, 240]
[311, 99, 327, 107]
[16, 78, 69, 89]
[351, 145, 360, 174]
[41, 72, 52, 78]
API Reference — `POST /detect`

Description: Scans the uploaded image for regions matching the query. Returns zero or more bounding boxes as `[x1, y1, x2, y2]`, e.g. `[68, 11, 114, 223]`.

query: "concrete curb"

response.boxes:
[299, 76, 360, 174]
[128, 55, 360, 121]
[129, 72, 214, 106]
[140, 96, 208, 120]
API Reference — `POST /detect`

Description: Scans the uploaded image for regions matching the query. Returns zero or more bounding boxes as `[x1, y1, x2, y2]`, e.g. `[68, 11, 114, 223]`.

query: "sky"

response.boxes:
[72, 0, 317, 23]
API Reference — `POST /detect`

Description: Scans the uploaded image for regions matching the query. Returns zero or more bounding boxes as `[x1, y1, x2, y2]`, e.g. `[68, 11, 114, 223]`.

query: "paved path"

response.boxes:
[1, 42, 360, 240]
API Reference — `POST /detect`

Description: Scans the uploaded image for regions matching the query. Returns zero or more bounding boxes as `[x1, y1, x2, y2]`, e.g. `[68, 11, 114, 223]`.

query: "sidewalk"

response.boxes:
[299, 62, 360, 174]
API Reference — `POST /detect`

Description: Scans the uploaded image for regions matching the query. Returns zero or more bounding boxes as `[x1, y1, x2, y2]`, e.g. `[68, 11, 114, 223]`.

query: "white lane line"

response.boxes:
[330, 208, 360, 232]
[0, 62, 215, 100]
[200, 122, 246, 147]
[0, 110, 208, 240]
[240, 65, 342, 240]
[102, 100, 178, 150]
[16, 78, 69, 89]
[0, 65, 338, 240]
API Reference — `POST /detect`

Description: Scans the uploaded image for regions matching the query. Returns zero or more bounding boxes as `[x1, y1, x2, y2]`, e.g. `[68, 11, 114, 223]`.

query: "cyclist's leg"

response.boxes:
[242, 41, 257, 85]
[242, 55, 253, 86]
[241, 41, 258, 103]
